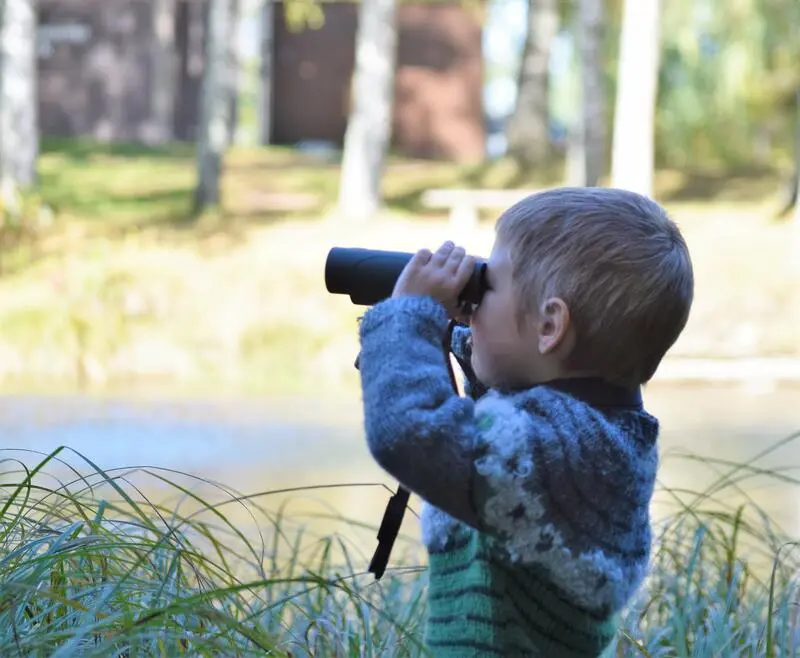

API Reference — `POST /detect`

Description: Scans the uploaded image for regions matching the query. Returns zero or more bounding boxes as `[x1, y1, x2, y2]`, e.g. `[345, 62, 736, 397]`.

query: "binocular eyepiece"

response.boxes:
[325, 247, 487, 307]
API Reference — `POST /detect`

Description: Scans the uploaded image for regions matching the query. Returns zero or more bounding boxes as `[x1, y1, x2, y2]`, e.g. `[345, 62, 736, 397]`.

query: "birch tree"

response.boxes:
[577, 0, 605, 186]
[337, 0, 399, 221]
[227, 0, 243, 145]
[610, 0, 661, 197]
[194, 0, 233, 213]
[792, 89, 800, 268]
[257, 0, 273, 145]
[0, 0, 38, 192]
[505, 0, 559, 166]
[793, 90, 800, 225]
[148, 0, 178, 144]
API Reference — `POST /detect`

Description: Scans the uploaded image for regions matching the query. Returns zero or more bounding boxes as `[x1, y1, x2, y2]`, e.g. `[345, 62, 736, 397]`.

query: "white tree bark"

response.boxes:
[257, 0, 273, 145]
[227, 0, 243, 145]
[194, 0, 232, 213]
[147, 0, 177, 145]
[505, 0, 559, 166]
[794, 90, 800, 223]
[792, 90, 800, 271]
[0, 0, 38, 191]
[610, 0, 661, 197]
[578, 0, 605, 187]
[337, 0, 398, 221]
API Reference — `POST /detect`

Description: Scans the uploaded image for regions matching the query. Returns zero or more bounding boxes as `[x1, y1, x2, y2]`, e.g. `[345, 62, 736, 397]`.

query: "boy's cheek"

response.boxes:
[470, 341, 485, 373]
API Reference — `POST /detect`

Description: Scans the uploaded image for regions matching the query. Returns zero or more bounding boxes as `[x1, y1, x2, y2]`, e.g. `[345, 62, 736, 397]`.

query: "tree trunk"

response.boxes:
[578, 0, 605, 186]
[505, 0, 559, 167]
[257, 0, 273, 145]
[337, 0, 399, 221]
[227, 0, 242, 145]
[147, 0, 178, 145]
[792, 89, 800, 270]
[0, 0, 38, 191]
[610, 0, 661, 197]
[193, 0, 232, 213]
[793, 89, 800, 225]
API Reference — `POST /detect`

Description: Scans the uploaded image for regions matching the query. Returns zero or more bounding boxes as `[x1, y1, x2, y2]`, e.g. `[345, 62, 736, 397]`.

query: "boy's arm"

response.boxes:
[357, 295, 486, 529]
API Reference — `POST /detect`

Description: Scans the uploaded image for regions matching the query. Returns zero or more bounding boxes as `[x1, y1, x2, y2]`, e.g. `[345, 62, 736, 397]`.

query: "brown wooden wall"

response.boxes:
[38, 0, 208, 143]
[38, 0, 157, 142]
[272, 2, 485, 161]
[37, 0, 485, 161]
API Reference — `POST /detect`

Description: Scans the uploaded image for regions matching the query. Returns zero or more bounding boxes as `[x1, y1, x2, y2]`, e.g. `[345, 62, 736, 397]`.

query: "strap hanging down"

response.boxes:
[357, 321, 462, 580]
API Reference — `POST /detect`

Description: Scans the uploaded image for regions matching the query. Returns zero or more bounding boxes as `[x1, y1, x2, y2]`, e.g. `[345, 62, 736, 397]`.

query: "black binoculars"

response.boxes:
[324, 247, 487, 307]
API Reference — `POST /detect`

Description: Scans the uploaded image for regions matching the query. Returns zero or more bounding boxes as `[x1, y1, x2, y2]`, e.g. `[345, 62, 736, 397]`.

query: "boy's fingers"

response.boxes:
[444, 245, 466, 274]
[431, 241, 455, 266]
[409, 248, 432, 269]
[454, 254, 476, 287]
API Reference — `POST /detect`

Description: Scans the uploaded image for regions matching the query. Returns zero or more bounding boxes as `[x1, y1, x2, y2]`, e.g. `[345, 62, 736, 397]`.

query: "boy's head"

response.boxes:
[468, 187, 694, 389]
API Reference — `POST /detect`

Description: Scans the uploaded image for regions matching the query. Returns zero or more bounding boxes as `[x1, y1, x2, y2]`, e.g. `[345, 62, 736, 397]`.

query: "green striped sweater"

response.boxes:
[357, 296, 659, 657]
[425, 520, 618, 656]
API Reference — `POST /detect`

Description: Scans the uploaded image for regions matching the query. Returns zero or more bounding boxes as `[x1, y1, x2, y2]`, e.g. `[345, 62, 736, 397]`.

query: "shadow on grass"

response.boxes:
[654, 165, 785, 204]
[383, 156, 565, 218]
[36, 138, 333, 247]
[41, 136, 195, 162]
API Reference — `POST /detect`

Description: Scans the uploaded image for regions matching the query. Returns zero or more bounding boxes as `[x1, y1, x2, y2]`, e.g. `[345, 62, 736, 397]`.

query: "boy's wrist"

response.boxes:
[359, 295, 449, 342]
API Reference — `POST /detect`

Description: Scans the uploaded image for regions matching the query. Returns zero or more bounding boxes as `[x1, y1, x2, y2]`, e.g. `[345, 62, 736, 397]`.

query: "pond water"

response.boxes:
[2, 382, 799, 564]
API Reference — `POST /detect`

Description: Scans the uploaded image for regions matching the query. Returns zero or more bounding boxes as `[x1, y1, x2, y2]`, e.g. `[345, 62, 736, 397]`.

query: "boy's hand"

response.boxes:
[392, 241, 476, 319]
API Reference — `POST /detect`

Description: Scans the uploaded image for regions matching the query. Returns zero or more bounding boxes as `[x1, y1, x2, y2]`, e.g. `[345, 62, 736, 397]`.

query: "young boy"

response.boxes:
[356, 187, 694, 657]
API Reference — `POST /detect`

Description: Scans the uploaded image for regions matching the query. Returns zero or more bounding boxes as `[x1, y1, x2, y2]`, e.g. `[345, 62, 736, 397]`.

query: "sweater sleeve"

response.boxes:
[357, 295, 487, 529]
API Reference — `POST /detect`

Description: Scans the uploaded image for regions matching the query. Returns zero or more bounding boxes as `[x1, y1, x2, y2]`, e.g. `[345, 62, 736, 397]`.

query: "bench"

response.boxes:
[420, 188, 546, 231]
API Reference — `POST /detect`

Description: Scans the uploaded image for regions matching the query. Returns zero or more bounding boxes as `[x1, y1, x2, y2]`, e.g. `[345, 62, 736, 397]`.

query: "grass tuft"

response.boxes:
[2, 438, 800, 656]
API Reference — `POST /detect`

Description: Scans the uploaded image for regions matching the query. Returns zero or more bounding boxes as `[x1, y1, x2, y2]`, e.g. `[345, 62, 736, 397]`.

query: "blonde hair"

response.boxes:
[495, 187, 694, 386]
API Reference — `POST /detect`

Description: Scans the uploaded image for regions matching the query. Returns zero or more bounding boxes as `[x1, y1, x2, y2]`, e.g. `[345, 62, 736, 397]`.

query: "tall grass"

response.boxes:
[2, 438, 800, 657]
[0, 447, 428, 657]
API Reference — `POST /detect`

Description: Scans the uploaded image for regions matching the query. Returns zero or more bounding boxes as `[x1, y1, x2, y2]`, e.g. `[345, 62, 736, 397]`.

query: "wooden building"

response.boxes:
[37, 0, 485, 162]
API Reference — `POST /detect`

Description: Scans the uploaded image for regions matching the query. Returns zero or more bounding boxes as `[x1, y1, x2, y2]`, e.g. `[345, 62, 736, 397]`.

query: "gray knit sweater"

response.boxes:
[357, 295, 660, 656]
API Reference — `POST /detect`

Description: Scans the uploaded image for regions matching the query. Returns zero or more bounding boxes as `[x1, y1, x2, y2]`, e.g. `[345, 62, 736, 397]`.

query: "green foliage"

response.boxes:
[656, 0, 800, 169]
[283, 0, 326, 32]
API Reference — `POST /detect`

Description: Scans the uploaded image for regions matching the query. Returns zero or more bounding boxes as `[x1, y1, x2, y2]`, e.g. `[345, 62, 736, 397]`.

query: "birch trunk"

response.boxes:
[793, 90, 800, 225]
[610, 0, 661, 197]
[193, 0, 232, 213]
[792, 89, 800, 271]
[147, 0, 177, 145]
[505, 0, 558, 166]
[337, 0, 398, 221]
[0, 0, 38, 191]
[227, 0, 242, 145]
[257, 0, 273, 145]
[578, 0, 605, 186]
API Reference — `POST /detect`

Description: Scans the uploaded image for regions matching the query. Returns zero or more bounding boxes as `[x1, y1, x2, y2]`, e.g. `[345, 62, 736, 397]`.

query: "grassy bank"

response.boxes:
[2, 440, 800, 656]
[0, 138, 795, 395]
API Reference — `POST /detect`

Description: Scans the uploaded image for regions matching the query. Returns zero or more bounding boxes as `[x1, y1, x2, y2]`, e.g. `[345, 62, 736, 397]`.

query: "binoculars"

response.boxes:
[325, 247, 487, 307]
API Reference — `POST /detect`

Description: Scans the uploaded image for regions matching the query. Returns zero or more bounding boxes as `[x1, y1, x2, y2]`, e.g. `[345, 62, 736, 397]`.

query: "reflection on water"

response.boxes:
[2, 382, 799, 564]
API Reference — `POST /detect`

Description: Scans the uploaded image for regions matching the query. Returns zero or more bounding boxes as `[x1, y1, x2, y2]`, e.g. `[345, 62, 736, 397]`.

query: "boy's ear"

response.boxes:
[537, 297, 570, 355]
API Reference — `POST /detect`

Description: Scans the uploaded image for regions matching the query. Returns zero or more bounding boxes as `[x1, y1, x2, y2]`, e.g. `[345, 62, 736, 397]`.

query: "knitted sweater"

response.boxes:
[357, 295, 660, 657]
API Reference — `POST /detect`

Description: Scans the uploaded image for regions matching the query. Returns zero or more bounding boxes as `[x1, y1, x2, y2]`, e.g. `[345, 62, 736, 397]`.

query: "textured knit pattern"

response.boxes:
[357, 295, 660, 657]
